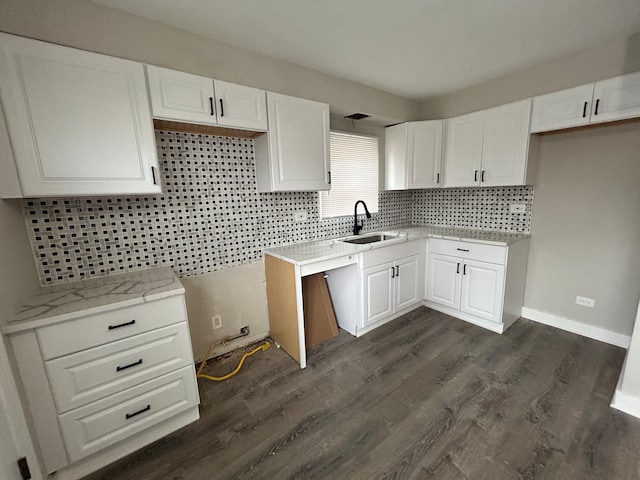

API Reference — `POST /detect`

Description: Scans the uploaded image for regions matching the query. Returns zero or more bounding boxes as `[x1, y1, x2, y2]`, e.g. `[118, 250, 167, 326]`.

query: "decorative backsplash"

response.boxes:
[22, 130, 534, 285]
[23, 130, 411, 285]
[412, 186, 534, 233]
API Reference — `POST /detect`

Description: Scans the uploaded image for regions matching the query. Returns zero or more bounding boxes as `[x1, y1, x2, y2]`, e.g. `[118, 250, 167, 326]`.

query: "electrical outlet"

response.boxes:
[575, 296, 595, 308]
[294, 210, 307, 222]
[510, 204, 526, 213]
[211, 314, 222, 329]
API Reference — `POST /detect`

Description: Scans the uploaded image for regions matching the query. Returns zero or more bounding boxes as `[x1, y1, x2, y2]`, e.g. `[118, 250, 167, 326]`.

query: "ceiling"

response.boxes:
[92, 0, 640, 101]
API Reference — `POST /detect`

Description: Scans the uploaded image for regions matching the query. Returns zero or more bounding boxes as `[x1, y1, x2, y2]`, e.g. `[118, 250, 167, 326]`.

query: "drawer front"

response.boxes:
[360, 239, 425, 269]
[46, 322, 194, 413]
[428, 238, 506, 265]
[58, 365, 199, 462]
[37, 296, 187, 360]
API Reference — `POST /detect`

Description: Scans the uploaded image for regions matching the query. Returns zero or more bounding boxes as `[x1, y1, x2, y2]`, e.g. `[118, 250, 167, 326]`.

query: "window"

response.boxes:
[319, 131, 379, 218]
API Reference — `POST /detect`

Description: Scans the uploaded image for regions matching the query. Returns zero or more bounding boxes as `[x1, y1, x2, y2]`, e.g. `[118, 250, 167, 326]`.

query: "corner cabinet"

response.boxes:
[145, 65, 268, 131]
[425, 238, 529, 333]
[443, 99, 533, 187]
[0, 33, 161, 197]
[385, 120, 443, 190]
[531, 71, 640, 133]
[254, 92, 330, 192]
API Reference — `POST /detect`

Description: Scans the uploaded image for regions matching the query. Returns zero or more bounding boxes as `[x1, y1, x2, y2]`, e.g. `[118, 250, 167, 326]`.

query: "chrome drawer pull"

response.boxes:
[108, 319, 136, 330]
[125, 404, 150, 420]
[456, 248, 470, 252]
[116, 359, 143, 372]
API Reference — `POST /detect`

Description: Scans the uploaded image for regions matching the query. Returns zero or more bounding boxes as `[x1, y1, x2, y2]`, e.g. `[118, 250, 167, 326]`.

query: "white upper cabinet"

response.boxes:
[146, 65, 268, 131]
[254, 92, 330, 192]
[444, 100, 531, 187]
[530, 84, 593, 133]
[0, 33, 161, 197]
[146, 65, 216, 125]
[481, 100, 532, 186]
[443, 111, 484, 187]
[213, 79, 267, 131]
[531, 71, 640, 133]
[590, 71, 640, 125]
[385, 120, 443, 190]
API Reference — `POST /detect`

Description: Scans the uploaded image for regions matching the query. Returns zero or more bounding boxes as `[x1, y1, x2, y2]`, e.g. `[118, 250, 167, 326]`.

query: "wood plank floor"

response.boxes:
[83, 307, 640, 480]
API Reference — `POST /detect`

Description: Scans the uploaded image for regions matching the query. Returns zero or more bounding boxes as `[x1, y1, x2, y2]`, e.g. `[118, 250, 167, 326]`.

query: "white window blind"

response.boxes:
[320, 131, 379, 218]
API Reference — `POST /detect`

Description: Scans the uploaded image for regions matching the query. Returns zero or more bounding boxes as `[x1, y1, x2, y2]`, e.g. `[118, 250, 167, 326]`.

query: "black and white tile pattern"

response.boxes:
[411, 186, 534, 233]
[23, 131, 411, 285]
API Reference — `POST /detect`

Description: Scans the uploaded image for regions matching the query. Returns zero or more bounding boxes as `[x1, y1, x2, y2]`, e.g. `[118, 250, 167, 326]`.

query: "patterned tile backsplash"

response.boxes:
[22, 130, 533, 285]
[411, 186, 534, 233]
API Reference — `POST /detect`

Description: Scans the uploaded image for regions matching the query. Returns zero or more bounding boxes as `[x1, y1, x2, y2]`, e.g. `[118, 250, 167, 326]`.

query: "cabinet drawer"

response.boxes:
[37, 296, 187, 360]
[360, 240, 425, 269]
[58, 365, 199, 462]
[46, 322, 194, 413]
[428, 238, 506, 265]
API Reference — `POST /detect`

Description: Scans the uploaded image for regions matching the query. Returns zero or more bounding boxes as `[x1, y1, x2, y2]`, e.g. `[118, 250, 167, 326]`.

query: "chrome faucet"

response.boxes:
[353, 200, 371, 235]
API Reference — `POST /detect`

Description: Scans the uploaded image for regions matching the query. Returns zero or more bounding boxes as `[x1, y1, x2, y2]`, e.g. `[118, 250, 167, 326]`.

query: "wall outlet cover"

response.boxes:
[294, 210, 308, 222]
[575, 296, 595, 308]
[510, 204, 526, 213]
[212, 314, 223, 329]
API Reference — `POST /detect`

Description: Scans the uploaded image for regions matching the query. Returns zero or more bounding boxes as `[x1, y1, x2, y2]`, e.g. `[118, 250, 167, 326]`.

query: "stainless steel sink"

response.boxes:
[341, 234, 398, 244]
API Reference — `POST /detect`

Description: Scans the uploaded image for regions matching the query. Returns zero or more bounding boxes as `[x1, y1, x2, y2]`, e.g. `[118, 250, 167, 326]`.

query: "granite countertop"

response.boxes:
[3, 267, 184, 334]
[264, 224, 529, 266]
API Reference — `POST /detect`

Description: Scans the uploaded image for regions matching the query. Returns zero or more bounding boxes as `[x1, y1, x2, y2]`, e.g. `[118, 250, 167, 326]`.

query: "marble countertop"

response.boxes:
[2, 267, 184, 334]
[264, 225, 529, 266]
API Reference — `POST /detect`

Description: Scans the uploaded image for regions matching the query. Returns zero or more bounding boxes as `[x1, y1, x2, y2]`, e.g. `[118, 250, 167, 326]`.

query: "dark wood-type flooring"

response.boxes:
[84, 307, 640, 480]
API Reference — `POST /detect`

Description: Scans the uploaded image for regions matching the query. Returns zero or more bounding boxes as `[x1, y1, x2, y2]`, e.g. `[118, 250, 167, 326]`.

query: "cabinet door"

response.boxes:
[408, 120, 443, 189]
[426, 254, 461, 309]
[0, 33, 160, 196]
[590, 71, 640, 125]
[146, 65, 216, 125]
[480, 99, 531, 186]
[362, 262, 394, 327]
[443, 111, 483, 187]
[213, 79, 267, 131]
[530, 84, 594, 133]
[395, 255, 420, 311]
[460, 259, 505, 323]
[384, 123, 408, 190]
[265, 92, 330, 191]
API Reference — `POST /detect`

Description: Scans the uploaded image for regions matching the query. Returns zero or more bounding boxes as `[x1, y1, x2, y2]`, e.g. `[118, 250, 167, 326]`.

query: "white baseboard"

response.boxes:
[521, 307, 631, 349]
[611, 389, 640, 419]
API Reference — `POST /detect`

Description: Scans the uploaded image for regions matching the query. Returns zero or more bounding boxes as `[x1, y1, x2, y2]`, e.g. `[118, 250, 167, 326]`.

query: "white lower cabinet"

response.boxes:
[359, 241, 425, 334]
[425, 238, 528, 333]
[7, 291, 200, 477]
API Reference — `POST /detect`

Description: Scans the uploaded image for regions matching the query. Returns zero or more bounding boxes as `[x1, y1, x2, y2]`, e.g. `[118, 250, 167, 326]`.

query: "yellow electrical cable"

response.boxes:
[197, 341, 271, 382]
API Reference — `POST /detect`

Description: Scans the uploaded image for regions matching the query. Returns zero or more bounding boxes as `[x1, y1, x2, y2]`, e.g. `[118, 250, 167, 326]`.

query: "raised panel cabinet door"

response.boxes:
[395, 255, 420, 311]
[460, 259, 505, 323]
[590, 71, 640, 124]
[266, 92, 330, 191]
[146, 65, 216, 125]
[480, 99, 531, 187]
[530, 84, 594, 133]
[362, 262, 394, 327]
[0, 33, 160, 196]
[384, 123, 408, 190]
[443, 111, 484, 187]
[213, 79, 267, 131]
[408, 120, 443, 189]
[426, 254, 461, 309]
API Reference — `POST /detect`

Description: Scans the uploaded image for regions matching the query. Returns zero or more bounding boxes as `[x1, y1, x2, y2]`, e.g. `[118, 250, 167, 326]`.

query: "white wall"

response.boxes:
[0, 0, 420, 124]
